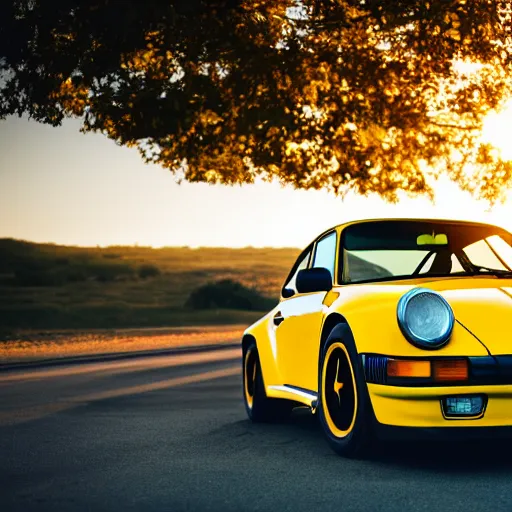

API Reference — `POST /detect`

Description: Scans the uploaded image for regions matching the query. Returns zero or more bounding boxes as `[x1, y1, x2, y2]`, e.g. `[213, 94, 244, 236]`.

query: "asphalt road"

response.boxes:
[2, 347, 512, 512]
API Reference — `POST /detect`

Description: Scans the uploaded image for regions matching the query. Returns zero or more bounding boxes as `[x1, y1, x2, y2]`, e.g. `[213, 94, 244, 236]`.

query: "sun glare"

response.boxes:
[481, 99, 512, 162]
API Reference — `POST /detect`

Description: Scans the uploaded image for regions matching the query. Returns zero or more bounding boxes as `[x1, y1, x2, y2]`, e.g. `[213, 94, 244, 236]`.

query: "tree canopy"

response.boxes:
[1, 1, 511, 201]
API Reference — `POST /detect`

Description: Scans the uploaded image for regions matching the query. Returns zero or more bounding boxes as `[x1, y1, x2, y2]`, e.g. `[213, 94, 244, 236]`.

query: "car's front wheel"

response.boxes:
[318, 325, 374, 457]
[243, 340, 295, 422]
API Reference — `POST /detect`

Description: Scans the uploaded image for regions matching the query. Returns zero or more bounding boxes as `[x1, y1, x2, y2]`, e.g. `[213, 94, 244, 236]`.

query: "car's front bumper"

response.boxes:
[363, 352, 512, 433]
[368, 383, 512, 430]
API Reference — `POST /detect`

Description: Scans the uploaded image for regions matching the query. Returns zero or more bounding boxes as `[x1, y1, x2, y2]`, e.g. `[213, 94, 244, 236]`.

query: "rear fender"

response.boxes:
[243, 310, 282, 387]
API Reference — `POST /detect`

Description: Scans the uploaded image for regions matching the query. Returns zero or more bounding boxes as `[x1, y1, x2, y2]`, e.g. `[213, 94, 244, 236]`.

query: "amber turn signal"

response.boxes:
[433, 359, 469, 382]
[387, 359, 431, 378]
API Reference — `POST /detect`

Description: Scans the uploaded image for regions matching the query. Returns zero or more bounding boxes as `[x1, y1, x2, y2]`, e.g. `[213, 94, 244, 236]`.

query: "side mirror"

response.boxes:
[282, 288, 295, 298]
[296, 267, 332, 294]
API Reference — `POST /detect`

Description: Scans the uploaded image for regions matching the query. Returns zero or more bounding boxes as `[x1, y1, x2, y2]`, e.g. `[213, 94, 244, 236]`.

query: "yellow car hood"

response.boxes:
[434, 280, 512, 355]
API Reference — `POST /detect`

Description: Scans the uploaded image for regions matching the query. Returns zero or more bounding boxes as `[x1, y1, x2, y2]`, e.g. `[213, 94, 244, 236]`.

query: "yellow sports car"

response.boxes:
[242, 218, 512, 457]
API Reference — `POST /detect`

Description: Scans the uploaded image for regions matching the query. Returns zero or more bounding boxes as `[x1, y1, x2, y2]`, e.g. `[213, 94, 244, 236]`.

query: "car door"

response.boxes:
[274, 231, 337, 392]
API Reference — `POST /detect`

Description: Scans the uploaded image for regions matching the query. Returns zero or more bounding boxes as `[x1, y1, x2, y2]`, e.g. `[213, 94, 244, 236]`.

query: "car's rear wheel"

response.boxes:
[243, 340, 295, 422]
[318, 325, 373, 457]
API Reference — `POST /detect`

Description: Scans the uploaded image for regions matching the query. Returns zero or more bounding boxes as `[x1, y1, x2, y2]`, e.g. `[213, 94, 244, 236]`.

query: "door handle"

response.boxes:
[273, 312, 284, 326]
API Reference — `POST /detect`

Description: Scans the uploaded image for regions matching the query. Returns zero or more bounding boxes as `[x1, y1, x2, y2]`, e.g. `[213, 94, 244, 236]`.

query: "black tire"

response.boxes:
[243, 339, 295, 422]
[318, 324, 374, 457]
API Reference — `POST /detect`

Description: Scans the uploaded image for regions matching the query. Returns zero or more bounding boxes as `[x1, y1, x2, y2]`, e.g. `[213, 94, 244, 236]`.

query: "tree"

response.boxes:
[1, 1, 511, 201]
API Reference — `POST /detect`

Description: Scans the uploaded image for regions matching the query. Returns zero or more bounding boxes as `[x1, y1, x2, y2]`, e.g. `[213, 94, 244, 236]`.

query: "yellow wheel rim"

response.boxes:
[321, 342, 358, 438]
[244, 349, 257, 409]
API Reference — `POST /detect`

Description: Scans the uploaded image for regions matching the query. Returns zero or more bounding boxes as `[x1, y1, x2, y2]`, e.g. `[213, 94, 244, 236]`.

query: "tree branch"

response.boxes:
[428, 121, 479, 131]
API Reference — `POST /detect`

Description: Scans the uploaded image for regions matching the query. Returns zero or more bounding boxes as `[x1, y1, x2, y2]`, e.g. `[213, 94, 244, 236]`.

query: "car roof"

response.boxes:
[312, 217, 509, 245]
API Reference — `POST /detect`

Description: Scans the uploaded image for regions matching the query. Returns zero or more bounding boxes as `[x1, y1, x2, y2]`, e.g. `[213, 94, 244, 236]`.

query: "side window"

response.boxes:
[312, 232, 337, 282]
[464, 238, 509, 271]
[283, 249, 312, 294]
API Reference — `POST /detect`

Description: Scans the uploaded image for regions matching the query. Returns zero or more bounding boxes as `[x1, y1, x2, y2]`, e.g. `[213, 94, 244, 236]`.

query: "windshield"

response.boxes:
[341, 221, 512, 284]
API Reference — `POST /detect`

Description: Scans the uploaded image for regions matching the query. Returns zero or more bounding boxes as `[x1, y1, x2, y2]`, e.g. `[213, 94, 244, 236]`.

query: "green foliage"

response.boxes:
[0, 239, 136, 286]
[14, 264, 67, 287]
[1, 2, 511, 201]
[90, 261, 135, 282]
[103, 253, 121, 259]
[137, 264, 161, 279]
[0, 306, 262, 330]
[185, 279, 276, 311]
[0, 238, 299, 329]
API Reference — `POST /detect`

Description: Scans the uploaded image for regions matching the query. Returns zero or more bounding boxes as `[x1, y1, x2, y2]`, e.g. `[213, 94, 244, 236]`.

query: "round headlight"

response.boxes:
[397, 288, 454, 349]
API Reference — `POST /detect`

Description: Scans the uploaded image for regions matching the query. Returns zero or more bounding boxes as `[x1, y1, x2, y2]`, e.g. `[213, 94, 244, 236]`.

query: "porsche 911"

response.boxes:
[242, 218, 512, 457]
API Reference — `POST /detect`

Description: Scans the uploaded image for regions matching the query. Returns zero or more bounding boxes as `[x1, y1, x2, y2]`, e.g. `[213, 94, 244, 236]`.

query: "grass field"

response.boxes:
[0, 238, 299, 334]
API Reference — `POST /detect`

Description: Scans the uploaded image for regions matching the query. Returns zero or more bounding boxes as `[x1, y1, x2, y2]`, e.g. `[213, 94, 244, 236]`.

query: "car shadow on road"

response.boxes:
[371, 438, 512, 473]
[225, 407, 512, 474]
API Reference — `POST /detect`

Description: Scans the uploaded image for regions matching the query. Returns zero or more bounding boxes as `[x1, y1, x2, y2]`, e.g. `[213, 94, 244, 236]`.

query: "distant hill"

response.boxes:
[0, 238, 299, 293]
[0, 238, 390, 331]
[0, 238, 300, 331]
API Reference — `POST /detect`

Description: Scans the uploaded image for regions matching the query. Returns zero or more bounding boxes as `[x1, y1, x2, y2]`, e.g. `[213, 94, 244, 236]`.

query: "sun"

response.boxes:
[481, 98, 512, 161]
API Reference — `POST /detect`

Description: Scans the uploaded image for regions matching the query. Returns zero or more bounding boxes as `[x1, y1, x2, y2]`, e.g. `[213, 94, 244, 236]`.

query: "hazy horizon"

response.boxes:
[0, 236, 303, 250]
[1, 109, 512, 249]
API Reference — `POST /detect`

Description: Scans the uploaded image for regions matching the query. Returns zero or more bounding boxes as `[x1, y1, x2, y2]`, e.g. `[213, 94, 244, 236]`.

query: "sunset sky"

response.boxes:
[1, 107, 511, 249]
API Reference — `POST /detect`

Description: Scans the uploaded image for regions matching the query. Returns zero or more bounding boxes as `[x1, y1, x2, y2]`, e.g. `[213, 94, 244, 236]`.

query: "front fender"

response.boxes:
[328, 288, 488, 357]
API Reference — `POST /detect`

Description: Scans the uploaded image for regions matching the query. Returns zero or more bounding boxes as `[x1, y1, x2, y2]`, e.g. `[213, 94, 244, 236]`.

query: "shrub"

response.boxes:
[13, 258, 136, 286]
[14, 267, 66, 286]
[138, 264, 161, 279]
[13, 259, 67, 286]
[91, 261, 134, 282]
[103, 253, 121, 259]
[185, 279, 275, 311]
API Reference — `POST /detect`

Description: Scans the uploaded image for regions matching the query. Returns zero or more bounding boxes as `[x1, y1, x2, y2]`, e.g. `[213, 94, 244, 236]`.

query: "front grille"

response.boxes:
[364, 355, 387, 384]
